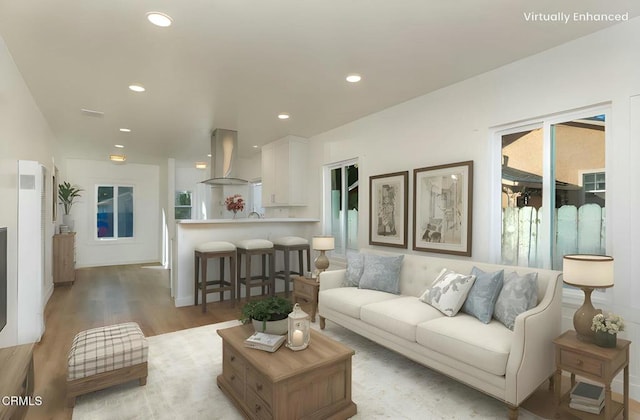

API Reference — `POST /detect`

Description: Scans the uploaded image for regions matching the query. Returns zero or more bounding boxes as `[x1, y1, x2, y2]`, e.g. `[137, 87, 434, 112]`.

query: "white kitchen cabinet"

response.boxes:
[261, 136, 308, 207]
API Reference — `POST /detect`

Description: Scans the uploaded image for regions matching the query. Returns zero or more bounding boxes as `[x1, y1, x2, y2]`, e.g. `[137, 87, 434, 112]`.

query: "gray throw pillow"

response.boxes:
[493, 271, 538, 330]
[345, 253, 364, 286]
[358, 254, 404, 294]
[462, 267, 504, 324]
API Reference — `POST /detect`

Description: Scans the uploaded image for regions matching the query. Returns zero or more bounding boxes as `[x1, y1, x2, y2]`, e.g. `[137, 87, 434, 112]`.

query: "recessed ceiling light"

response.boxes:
[114, 144, 125, 149]
[109, 154, 127, 163]
[146, 12, 173, 27]
[346, 74, 362, 83]
[195, 162, 207, 169]
[252, 145, 259, 149]
[207, 153, 212, 158]
[278, 113, 290, 120]
[129, 84, 146, 92]
[119, 128, 131, 133]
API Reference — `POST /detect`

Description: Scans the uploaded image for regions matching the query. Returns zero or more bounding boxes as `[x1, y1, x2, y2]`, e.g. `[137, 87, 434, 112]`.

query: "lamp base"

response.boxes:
[573, 287, 601, 343]
[314, 251, 329, 273]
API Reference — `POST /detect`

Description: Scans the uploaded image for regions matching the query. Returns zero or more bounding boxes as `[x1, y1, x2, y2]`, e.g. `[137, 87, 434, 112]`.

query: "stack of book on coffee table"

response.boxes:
[569, 381, 605, 414]
[244, 332, 286, 352]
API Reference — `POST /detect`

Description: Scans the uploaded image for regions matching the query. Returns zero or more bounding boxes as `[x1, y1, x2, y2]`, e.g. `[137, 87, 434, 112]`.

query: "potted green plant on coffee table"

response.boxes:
[240, 296, 293, 335]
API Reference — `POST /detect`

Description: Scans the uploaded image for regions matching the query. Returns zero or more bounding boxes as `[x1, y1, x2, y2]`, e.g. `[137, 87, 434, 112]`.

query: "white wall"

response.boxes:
[0, 36, 56, 348]
[301, 18, 640, 398]
[64, 159, 161, 267]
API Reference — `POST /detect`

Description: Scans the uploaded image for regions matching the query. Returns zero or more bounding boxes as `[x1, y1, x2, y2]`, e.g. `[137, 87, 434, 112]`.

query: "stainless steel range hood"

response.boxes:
[201, 128, 248, 186]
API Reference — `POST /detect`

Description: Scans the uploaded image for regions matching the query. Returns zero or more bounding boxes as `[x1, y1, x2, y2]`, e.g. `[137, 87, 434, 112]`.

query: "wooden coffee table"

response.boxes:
[217, 324, 357, 420]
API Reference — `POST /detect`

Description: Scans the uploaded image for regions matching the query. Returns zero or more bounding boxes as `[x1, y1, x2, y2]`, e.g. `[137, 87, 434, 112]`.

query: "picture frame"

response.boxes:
[413, 161, 473, 256]
[369, 171, 408, 248]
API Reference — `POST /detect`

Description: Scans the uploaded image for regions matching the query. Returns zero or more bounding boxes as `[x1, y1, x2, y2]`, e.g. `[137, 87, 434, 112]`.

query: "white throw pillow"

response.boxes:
[419, 268, 476, 317]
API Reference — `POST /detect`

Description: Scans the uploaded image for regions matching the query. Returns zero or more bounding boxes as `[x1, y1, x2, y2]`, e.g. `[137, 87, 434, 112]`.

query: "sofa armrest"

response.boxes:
[504, 273, 563, 405]
[319, 269, 346, 291]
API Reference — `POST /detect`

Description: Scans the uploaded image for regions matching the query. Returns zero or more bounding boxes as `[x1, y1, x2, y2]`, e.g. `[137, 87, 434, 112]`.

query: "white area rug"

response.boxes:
[72, 320, 541, 419]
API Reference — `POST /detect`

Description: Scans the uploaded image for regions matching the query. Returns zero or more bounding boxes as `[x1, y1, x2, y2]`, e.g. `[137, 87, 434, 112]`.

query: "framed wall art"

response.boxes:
[369, 171, 408, 248]
[413, 161, 473, 256]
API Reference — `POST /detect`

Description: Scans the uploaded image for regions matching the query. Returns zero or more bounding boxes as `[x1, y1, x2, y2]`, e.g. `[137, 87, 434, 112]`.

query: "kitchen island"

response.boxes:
[173, 218, 320, 307]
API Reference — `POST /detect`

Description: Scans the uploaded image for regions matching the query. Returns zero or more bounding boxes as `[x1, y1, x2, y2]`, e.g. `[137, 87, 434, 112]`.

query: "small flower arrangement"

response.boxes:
[224, 194, 245, 213]
[591, 312, 625, 335]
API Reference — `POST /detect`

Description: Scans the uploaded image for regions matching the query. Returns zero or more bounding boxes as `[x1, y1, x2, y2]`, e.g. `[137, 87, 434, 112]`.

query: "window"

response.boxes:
[175, 191, 192, 220]
[582, 171, 605, 193]
[496, 109, 607, 270]
[324, 159, 358, 256]
[97, 185, 134, 239]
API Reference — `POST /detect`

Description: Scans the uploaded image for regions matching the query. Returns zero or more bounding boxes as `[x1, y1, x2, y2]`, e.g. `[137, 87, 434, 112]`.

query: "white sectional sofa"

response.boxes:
[318, 249, 562, 419]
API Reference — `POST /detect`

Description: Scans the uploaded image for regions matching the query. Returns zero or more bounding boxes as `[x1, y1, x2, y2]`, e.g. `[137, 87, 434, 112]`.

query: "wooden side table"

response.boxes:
[553, 330, 630, 419]
[292, 275, 319, 322]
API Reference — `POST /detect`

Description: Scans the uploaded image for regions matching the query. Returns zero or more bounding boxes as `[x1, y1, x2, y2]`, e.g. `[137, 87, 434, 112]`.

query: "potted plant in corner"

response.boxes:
[240, 296, 293, 335]
[58, 181, 83, 232]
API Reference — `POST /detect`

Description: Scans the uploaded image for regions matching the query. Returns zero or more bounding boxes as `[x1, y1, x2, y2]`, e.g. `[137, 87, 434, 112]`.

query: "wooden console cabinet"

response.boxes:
[0, 343, 35, 420]
[217, 324, 356, 420]
[53, 233, 75, 285]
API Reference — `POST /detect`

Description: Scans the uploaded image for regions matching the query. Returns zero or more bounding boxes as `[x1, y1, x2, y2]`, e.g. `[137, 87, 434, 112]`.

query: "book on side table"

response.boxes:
[244, 332, 286, 352]
[569, 382, 604, 414]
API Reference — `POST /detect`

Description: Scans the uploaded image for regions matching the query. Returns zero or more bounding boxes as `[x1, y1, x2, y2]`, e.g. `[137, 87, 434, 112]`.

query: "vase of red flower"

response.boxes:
[224, 194, 245, 218]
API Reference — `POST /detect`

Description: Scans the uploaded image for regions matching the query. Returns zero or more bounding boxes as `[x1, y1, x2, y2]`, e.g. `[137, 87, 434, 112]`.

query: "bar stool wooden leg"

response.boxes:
[269, 252, 276, 296]
[283, 250, 291, 296]
[194, 254, 200, 306]
[230, 254, 237, 300]
[245, 251, 252, 299]
[219, 257, 225, 302]
[298, 249, 304, 276]
[201, 255, 208, 313]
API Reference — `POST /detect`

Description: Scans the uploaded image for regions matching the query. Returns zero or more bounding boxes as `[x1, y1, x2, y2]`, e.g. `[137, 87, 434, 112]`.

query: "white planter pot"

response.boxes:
[252, 318, 288, 335]
[62, 214, 75, 232]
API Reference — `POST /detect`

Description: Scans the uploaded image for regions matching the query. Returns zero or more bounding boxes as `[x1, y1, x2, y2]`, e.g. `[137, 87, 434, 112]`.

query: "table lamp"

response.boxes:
[312, 236, 334, 275]
[562, 254, 614, 342]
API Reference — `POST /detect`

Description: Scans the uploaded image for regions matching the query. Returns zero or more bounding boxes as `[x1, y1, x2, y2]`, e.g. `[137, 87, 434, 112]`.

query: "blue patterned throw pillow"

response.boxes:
[493, 271, 538, 330]
[357, 254, 404, 294]
[462, 267, 504, 324]
[345, 252, 365, 286]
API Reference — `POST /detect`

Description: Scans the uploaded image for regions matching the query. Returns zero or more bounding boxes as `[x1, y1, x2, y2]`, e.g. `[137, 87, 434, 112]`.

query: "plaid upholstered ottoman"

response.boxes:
[66, 322, 148, 407]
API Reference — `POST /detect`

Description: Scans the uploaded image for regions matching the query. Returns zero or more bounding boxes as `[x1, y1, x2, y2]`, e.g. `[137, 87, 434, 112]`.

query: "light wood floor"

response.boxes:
[26, 264, 639, 420]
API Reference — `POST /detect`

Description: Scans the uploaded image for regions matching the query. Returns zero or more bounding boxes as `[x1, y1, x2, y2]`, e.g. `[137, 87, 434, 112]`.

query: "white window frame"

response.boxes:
[490, 104, 611, 306]
[95, 184, 135, 241]
[322, 158, 359, 260]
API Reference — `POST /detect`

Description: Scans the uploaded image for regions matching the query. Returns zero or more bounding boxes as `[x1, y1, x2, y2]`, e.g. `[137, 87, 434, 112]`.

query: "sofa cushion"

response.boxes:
[416, 315, 513, 376]
[493, 271, 539, 330]
[419, 269, 476, 316]
[319, 287, 401, 319]
[462, 267, 504, 324]
[360, 296, 444, 342]
[358, 254, 404, 294]
[345, 252, 365, 286]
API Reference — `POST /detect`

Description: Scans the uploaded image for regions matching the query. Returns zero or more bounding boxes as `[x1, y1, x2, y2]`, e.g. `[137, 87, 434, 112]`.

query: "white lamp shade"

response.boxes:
[563, 254, 614, 288]
[312, 236, 335, 251]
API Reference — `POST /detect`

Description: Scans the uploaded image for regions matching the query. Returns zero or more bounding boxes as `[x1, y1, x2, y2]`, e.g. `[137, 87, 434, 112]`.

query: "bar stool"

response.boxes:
[236, 239, 275, 299]
[194, 241, 237, 313]
[273, 236, 311, 296]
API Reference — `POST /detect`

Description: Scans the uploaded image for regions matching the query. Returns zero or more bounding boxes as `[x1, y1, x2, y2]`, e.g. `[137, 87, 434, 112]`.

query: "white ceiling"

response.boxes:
[0, 0, 637, 166]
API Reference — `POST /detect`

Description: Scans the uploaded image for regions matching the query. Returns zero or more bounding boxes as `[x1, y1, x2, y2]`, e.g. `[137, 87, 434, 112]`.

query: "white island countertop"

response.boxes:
[177, 218, 319, 224]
